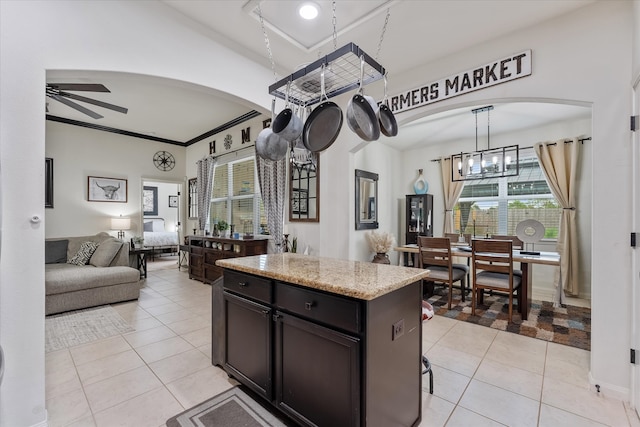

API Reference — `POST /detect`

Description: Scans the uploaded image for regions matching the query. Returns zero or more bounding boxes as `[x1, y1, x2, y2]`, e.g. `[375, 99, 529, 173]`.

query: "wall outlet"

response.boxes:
[392, 319, 405, 340]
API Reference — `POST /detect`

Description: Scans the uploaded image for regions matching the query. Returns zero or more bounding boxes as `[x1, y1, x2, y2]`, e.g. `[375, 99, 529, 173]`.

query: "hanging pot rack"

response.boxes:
[268, 42, 386, 107]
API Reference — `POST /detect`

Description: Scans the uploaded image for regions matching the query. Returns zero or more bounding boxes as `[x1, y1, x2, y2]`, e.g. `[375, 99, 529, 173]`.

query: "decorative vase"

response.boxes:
[372, 253, 390, 264]
[413, 169, 428, 194]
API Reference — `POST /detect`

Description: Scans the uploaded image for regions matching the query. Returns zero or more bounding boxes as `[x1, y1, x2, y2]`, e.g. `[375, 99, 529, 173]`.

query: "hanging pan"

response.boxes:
[302, 64, 343, 152]
[378, 73, 398, 137]
[272, 81, 303, 142]
[255, 99, 289, 161]
[346, 56, 380, 142]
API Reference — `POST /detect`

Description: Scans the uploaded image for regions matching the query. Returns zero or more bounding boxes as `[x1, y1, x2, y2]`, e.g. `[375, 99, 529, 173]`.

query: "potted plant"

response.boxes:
[366, 230, 395, 264]
[132, 236, 144, 249]
[217, 220, 230, 238]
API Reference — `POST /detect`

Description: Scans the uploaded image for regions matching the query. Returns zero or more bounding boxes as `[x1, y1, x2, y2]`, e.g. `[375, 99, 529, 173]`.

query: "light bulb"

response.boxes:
[481, 158, 486, 168]
[505, 155, 511, 164]
[468, 158, 474, 167]
[299, 2, 319, 20]
[492, 155, 498, 164]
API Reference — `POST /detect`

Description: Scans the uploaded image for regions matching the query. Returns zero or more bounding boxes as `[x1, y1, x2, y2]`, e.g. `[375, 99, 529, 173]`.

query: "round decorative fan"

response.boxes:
[515, 219, 545, 254]
[153, 151, 175, 171]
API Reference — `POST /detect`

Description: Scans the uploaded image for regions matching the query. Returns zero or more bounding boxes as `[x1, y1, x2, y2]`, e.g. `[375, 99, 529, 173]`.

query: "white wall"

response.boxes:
[0, 1, 636, 425]
[46, 122, 187, 239]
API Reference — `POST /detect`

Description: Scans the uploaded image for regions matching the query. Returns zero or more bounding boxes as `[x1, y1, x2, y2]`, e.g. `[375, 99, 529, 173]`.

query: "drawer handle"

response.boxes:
[238, 282, 247, 287]
[305, 301, 315, 311]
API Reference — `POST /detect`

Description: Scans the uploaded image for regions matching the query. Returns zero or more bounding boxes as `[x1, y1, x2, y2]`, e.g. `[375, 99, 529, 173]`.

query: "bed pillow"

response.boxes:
[153, 220, 165, 232]
[67, 241, 99, 266]
[90, 238, 123, 267]
[45, 239, 69, 264]
[144, 221, 154, 232]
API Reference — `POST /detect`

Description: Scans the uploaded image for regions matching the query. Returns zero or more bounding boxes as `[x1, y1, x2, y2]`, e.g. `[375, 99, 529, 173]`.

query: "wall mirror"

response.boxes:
[355, 169, 378, 230]
[289, 153, 319, 222]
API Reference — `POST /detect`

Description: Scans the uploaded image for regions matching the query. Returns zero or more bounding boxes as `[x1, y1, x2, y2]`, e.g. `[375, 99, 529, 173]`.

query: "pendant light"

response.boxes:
[451, 105, 519, 182]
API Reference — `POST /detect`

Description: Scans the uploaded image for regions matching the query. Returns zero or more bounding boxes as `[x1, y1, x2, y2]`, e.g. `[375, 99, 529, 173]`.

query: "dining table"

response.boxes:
[394, 243, 560, 320]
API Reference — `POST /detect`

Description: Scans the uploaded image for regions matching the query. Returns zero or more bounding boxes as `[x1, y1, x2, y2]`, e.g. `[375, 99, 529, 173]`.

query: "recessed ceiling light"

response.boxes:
[299, 2, 319, 20]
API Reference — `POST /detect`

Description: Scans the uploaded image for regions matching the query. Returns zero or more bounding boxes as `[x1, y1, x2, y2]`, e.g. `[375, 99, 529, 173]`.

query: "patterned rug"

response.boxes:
[426, 287, 591, 350]
[166, 387, 288, 427]
[45, 305, 134, 353]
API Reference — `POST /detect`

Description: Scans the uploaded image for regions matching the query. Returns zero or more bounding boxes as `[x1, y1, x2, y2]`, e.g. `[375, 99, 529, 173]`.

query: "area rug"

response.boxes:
[45, 305, 134, 353]
[426, 288, 591, 351]
[166, 387, 287, 427]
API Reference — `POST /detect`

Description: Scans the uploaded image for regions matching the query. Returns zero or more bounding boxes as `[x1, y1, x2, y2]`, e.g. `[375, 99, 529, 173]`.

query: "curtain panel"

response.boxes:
[534, 137, 580, 303]
[196, 156, 217, 232]
[440, 157, 466, 234]
[256, 154, 287, 253]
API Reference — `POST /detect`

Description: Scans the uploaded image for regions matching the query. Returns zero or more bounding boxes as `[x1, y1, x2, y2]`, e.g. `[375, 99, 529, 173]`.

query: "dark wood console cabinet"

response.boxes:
[187, 236, 268, 284]
[217, 268, 422, 427]
[405, 194, 433, 245]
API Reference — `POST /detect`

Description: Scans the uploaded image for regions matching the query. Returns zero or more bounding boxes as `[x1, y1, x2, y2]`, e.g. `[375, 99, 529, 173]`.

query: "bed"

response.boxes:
[143, 218, 179, 258]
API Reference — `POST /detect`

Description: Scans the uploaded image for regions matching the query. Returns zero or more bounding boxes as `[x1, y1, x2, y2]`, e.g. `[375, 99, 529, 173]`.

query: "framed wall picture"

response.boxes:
[143, 186, 158, 215]
[45, 158, 54, 208]
[169, 195, 178, 208]
[88, 176, 128, 202]
[291, 189, 308, 215]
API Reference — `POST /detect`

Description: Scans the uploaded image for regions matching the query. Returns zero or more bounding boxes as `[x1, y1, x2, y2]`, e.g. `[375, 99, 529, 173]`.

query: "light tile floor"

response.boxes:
[45, 257, 639, 427]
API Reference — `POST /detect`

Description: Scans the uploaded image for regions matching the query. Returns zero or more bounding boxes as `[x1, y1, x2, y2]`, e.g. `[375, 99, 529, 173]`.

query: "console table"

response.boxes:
[186, 236, 268, 284]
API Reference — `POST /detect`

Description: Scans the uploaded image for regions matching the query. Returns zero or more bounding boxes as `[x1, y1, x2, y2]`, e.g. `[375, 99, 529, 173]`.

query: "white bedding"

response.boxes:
[143, 231, 179, 247]
[143, 218, 178, 248]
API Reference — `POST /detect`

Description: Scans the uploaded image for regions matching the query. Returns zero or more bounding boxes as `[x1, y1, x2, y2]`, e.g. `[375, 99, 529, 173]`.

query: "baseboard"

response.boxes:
[589, 371, 630, 402]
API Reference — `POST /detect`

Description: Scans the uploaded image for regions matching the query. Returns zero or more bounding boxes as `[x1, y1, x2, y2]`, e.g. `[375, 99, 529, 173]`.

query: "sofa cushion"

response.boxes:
[45, 239, 68, 264]
[68, 241, 99, 266]
[45, 264, 140, 295]
[90, 238, 123, 267]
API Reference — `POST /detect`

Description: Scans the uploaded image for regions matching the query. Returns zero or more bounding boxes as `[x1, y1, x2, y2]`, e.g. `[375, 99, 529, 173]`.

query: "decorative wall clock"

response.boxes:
[153, 151, 175, 171]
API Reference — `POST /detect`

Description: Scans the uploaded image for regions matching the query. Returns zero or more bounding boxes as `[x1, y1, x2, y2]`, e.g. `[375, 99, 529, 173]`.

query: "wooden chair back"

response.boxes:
[417, 236, 453, 270]
[489, 235, 524, 249]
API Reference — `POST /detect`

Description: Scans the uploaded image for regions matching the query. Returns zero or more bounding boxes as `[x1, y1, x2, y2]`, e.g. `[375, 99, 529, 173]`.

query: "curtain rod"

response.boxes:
[205, 144, 255, 161]
[430, 136, 592, 162]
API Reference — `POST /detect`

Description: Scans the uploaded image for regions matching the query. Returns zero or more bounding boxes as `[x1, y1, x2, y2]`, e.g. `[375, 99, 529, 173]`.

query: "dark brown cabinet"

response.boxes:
[187, 236, 268, 283]
[218, 269, 422, 427]
[224, 292, 273, 399]
[405, 194, 433, 245]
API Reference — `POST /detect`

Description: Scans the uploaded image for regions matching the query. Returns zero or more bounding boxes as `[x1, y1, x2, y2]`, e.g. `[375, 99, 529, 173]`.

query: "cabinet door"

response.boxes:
[224, 292, 273, 399]
[274, 311, 360, 427]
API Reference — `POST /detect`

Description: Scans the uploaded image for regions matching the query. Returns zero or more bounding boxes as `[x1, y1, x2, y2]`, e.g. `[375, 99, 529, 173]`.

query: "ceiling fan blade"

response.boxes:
[48, 83, 110, 92]
[62, 92, 128, 114]
[49, 94, 103, 119]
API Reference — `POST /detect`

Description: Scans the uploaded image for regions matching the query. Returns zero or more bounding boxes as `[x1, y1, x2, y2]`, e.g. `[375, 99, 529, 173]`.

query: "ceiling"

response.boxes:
[45, 0, 596, 150]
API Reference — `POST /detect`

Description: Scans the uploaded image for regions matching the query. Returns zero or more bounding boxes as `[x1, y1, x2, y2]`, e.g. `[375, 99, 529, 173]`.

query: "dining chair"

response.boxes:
[471, 239, 522, 322]
[490, 234, 524, 249]
[417, 236, 469, 309]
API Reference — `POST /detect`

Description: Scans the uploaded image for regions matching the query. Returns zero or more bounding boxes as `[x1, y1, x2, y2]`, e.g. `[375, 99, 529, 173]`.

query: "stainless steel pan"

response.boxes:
[303, 64, 343, 152]
[255, 99, 288, 161]
[272, 81, 303, 142]
[346, 56, 380, 142]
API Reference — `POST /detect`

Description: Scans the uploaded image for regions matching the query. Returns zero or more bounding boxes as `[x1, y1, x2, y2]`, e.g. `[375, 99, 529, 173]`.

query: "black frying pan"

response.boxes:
[378, 74, 398, 137]
[302, 64, 343, 152]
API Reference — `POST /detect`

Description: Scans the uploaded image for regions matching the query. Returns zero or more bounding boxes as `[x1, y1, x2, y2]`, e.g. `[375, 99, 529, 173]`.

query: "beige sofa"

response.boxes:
[45, 232, 141, 315]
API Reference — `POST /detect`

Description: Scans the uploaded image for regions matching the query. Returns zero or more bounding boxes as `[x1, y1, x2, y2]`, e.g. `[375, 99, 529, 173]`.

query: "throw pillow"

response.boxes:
[90, 238, 123, 267]
[144, 221, 153, 232]
[67, 241, 99, 266]
[45, 239, 69, 264]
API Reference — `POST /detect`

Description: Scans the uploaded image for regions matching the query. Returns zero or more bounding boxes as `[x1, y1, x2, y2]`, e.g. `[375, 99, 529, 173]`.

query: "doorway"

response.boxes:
[141, 178, 184, 256]
[632, 76, 640, 416]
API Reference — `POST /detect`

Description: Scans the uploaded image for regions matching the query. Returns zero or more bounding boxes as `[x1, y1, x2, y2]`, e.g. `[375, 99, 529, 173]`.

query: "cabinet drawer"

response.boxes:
[275, 283, 361, 334]
[224, 270, 272, 304]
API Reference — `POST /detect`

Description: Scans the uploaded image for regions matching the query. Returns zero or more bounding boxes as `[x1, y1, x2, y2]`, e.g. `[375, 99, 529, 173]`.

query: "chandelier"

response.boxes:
[451, 105, 519, 182]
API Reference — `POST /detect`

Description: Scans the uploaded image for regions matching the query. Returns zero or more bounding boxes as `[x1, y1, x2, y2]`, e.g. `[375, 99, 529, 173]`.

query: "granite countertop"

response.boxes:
[216, 253, 429, 300]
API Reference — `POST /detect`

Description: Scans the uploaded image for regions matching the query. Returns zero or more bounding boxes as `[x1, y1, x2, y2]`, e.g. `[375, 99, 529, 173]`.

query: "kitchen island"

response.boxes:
[215, 253, 430, 427]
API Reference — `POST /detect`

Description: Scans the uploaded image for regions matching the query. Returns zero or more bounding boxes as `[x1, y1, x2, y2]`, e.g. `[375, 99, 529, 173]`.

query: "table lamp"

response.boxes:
[111, 216, 131, 240]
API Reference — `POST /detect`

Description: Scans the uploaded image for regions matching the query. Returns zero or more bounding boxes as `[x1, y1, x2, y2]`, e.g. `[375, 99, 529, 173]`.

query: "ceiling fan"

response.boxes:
[45, 83, 128, 119]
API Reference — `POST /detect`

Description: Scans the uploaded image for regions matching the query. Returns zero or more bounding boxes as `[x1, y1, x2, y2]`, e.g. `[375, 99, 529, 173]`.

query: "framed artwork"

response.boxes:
[291, 189, 308, 215]
[169, 195, 178, 208]
[188, 178, 198, 219]
[143, 186, 158, 215]
[45, 158, 54, 208]
[88, 176, 127, 202]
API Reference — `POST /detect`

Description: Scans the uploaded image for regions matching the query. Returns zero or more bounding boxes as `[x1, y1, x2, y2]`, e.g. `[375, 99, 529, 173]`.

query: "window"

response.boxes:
[210, 157, 268, 235]
[454, 148, 560, 239]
